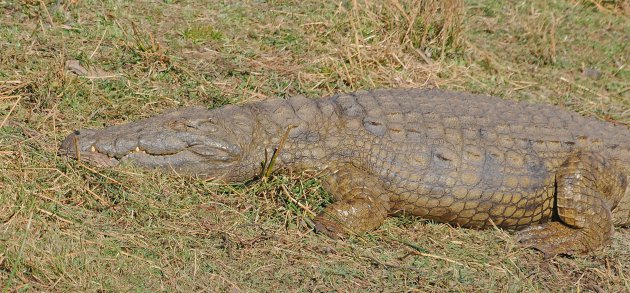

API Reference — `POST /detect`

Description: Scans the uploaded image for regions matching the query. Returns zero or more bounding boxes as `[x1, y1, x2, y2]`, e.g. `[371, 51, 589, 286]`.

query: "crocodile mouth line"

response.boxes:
[64, 143, 175, 158]
[61, 141, 192, 167]
[61, 137, 241, 171]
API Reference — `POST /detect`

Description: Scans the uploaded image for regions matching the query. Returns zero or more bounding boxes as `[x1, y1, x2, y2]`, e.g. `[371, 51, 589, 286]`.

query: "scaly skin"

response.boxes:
[59, 89, 630, 257]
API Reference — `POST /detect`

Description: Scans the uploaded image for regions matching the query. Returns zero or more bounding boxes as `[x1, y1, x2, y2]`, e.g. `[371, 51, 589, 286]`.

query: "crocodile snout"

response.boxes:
[59, 121, 243, 170]
[59, 129, 120, 167]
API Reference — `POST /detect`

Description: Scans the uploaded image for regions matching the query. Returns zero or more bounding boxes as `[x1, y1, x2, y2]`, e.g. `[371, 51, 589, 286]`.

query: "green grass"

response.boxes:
[1, 0, 629, 291]
[183, 25, 223, 45]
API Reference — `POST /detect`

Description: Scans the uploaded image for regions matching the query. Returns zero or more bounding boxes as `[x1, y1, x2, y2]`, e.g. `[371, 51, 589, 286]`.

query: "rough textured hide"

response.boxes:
[60, 88, 630, 256]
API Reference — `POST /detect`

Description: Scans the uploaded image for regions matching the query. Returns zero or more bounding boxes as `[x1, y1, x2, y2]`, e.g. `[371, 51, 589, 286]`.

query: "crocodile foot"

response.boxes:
[516, 222, 602, 258]
[313, 198, 388, 240]
[313, 213, 346, 240]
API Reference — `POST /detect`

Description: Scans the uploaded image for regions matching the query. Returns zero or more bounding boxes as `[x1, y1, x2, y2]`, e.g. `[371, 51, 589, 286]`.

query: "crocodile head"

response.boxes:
[59, 106, 261, 181]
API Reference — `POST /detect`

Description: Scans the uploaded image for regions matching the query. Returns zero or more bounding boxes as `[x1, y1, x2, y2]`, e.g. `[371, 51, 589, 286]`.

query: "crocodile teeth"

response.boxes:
[91, 146, 96, 152]
[126, 147, 148, 155]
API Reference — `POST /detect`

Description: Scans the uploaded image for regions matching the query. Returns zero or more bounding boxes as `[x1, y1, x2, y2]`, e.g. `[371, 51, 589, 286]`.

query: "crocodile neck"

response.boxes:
[235, 96, 340, 178]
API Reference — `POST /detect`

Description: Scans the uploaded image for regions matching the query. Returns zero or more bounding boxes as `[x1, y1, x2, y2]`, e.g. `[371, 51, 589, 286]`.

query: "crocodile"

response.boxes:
[59, 88, 630, 257]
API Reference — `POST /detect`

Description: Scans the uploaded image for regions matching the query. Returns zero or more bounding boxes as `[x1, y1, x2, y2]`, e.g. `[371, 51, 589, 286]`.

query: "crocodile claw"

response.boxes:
[516, 222, 593, 258]
[314, 214, 347, 240]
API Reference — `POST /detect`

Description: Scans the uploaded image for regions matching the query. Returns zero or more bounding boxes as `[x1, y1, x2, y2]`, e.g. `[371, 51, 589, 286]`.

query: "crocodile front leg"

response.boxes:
[314, 165, 391, 238]
[517, 151, 628, 257]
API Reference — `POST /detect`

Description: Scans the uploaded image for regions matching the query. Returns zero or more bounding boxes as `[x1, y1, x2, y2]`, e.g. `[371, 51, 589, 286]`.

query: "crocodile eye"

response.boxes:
[195, 119, 218, 132]
[168, 119, 218, 133]
[168, 119, 189, 130]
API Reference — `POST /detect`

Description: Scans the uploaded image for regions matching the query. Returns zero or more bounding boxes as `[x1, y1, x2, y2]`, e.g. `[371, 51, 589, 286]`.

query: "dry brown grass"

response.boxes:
[1, 0, 629, 291]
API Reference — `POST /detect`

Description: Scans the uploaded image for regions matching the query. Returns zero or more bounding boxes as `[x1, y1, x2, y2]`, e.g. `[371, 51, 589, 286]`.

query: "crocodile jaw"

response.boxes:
[60, 129, 243, 179]
[58, 106, 254, 180]
[59, 129, 121, 167]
